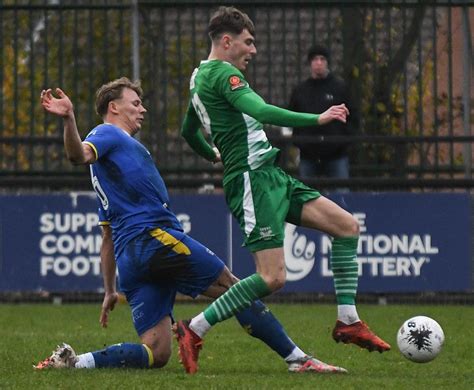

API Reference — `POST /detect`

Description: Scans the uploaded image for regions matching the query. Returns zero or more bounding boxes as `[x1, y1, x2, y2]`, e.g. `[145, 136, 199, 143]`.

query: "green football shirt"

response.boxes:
[184, 59, 320, 184]
[188, 60, 280, 184]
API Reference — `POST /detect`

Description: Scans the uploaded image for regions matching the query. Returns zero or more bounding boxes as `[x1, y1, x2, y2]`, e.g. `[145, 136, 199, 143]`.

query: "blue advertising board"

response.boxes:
[0, 193, 102, 292]
[0, 192, 471, 293]
[0, 193, 229, 292]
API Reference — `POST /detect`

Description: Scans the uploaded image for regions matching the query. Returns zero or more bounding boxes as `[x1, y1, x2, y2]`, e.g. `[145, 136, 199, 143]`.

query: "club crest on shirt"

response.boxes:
[229, 75, 246, 91]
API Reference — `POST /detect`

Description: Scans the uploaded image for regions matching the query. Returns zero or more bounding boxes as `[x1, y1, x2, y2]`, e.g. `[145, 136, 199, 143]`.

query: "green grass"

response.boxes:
[1, 303, 473, 389]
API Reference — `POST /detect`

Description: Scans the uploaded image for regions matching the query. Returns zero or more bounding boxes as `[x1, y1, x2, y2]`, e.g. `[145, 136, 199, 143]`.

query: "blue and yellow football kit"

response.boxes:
[84, 124, 224, 335]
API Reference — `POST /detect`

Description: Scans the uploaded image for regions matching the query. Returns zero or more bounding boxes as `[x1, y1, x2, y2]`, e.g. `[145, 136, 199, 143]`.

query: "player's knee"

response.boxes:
[340, 215, 359, 237]
[348, 215, 360, 236]
[217, 267, 238, 288]
[260, 272, 286, 291]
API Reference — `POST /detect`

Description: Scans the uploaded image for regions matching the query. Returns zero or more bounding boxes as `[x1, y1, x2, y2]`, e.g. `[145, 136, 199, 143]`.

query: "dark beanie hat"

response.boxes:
[307, 44, 330, 63]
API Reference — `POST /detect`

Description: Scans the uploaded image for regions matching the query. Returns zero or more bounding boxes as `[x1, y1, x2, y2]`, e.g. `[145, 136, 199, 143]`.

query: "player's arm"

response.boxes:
[180, 101, 219, 162]
[99, 224, 118, 328]
[40, 88, 96, 165]
[232, 90, 348, 126]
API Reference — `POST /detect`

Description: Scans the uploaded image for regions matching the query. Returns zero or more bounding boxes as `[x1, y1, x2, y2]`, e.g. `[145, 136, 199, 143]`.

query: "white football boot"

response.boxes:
[34, 343, 78, 369]
[287, 355, 348, 374]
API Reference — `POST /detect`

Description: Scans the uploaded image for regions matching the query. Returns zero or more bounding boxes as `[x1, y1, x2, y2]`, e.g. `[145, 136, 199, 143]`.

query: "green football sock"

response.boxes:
[203, 273, 271, 325]
[330, 236, 359, 305]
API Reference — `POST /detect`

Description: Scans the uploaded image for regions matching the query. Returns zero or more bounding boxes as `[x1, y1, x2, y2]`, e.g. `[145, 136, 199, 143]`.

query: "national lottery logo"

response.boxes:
[284, 223, 316, 281]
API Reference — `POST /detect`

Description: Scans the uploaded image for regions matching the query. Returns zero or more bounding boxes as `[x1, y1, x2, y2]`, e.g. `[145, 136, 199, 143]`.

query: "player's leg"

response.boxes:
[80, 232, 177, 368]
[35, 232, 178, 370]
[206, 266, 346, 373]
[169, 237, 281, 373]
[300, 196, 360, 310]
[35, 316, 168, 370]
[177, 169, 289, 347]
[80, 249, 179, 368]
[201, 263, 298, 359]
[298, 195, 390, 352]
[59, 283, 174, 369]
[201, 168, 295, 323]
[35, 282, 175, 370]
[74, 343, 154, 369]
[170, 235, 275, 373]
[195, 247, 283, 334]
[172, 236, 346, 374]
[139, 315, 173, 367]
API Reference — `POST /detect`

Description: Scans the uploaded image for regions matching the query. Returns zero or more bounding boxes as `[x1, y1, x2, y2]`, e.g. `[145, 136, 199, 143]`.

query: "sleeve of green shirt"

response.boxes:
[232, 91, 320, 127]
[180, 101, 217, 162]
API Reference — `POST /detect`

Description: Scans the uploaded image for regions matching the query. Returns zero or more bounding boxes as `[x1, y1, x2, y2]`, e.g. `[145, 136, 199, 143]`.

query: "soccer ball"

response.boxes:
[396, 316, 445, 363]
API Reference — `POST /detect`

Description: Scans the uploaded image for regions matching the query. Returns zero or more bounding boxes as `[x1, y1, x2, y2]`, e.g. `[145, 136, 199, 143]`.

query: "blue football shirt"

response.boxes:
[83, 124, 184, 259]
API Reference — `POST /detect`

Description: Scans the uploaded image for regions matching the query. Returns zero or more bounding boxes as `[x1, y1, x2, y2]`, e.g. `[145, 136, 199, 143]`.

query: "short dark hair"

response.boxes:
[95, 77, 143, 118]
[307, 44, 330, 63]
[208, 6, 255, 41]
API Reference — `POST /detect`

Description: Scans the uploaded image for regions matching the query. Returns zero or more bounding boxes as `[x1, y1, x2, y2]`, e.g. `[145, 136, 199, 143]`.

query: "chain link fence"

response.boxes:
[0, 0, 472, 190]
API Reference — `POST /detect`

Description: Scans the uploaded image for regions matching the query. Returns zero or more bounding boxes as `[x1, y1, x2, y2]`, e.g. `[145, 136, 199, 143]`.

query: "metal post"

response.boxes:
[227, 213, 233, 271]
[461, 4, 472, 179]
[131, 0, 140, 140]
[131, 0, 140, 82]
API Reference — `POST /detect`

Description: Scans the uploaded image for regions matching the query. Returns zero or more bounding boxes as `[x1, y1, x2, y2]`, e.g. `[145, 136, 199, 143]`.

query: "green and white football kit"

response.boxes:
[182, 60, 320, 251]
[182, 60, 359, 311]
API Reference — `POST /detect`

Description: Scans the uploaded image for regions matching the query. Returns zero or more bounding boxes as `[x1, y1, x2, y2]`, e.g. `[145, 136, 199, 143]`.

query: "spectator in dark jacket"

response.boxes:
[289, 44, 359, 184]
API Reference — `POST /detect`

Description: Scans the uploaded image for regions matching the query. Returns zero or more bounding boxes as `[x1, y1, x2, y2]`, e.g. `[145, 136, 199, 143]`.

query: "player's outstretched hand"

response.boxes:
[40, 88, 74, 118]
[99, 292, 119, 328]
[318, 104, 349, 125]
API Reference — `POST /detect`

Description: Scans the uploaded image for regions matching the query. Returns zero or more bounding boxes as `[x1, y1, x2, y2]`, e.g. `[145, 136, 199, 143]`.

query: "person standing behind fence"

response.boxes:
[289, 44, 359, 185]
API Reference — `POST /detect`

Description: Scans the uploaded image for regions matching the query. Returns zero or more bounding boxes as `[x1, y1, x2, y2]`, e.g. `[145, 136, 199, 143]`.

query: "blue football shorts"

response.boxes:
[116, 228, 225, 336]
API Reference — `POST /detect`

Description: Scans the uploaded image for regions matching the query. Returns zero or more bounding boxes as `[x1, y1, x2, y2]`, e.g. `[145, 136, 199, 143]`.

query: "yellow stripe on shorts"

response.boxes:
[149, 228, 190, 255]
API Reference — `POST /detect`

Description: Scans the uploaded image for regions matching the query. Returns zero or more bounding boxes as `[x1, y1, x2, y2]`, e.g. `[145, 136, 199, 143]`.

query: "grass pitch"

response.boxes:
[0, 302, 472, 389]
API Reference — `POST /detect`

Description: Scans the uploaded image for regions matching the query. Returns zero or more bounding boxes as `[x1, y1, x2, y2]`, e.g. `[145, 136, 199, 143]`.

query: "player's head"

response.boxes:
[208, 6, 255, 40]
[208, 6, 256, 70]
[95, 77, 146, 134]
[307, 44, 330, 79]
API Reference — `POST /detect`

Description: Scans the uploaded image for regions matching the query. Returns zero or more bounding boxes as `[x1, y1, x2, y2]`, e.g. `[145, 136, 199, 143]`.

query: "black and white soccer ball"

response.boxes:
[397, 316, 445, 363]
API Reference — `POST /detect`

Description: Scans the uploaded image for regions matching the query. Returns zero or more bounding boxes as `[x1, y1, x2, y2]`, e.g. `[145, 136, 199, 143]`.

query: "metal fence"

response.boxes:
[0, 0, 472, 190]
